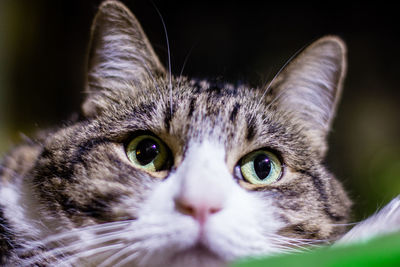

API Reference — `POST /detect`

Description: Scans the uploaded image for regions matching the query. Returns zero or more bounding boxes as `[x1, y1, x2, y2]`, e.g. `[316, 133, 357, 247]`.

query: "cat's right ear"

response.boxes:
[83, 0, 166, 117]
[266, 36, 346, 156]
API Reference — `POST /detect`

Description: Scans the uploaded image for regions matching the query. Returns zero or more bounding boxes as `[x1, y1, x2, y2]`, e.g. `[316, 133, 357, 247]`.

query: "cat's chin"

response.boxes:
[165, 243, 227, 267]
[77, 242, 227, 267]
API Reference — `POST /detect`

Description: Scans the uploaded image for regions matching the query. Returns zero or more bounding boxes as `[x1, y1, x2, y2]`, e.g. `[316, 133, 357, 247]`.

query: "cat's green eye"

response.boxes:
[240, 150, 282, 185]
[126, 135, 169, 172]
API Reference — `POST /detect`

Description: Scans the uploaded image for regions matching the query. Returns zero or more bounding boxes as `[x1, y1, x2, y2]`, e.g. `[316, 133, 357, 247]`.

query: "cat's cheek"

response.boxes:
[0, 183, 39, 236]
[202, 189, 286, 259]
[138, 177, 179, 217]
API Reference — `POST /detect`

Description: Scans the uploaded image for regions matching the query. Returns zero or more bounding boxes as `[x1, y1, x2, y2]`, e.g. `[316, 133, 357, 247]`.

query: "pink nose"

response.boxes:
[174, 196, 223, 225]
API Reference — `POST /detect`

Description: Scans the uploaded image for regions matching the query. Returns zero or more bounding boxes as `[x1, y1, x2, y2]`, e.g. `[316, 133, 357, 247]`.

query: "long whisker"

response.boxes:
[177, 43, 197, 89]
[57, 243, 125, 266]
[114, 248, 142, 267]
[22, 234, 120, 266]
[266, 234, 329, 254]
[139, 58, 163, 95]
[269, 233, 328, 244]
[22, 219, 174, 266]
[30, 220, 132, 248]
[99, 242, 142, 267]
[20, 221, 133, 265]
[152, 2, 173, 115]
[276, 239, 322, 249]
[255, 43, 308, 111]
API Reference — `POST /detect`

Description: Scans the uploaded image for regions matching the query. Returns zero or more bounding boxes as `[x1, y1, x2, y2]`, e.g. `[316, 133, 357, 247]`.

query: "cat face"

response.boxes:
[18, 1, 351, 266]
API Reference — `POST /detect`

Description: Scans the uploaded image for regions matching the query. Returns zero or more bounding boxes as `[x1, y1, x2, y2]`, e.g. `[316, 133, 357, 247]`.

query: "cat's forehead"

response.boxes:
[169, 78, 258, 144]
[96, 76, 309, 169]
[131, 77, 265, 142]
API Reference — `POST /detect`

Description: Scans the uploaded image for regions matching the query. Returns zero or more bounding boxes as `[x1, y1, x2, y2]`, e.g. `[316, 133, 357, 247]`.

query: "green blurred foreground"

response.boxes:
[232, 232, 400, 267]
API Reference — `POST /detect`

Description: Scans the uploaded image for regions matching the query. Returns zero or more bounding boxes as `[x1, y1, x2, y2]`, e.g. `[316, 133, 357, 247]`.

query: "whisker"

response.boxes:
[99, 242, 141, 267]
[263, 88, 287, 111]
[255, 42, 308, 111]
[257, 67, 273, 96]
[266, 234, 328, 253]
[272, 244, 302, 253]
[177, 43, 197, 89]
[276, 239, 314, 250]
[269, 233, 328, 244]
[152, 2, 173, 115]
[57, 243, 125, 266]
[22, 219, 173, 266]
[139, 59, 163, 95]
[23, 234, 122, 266]
[30, 220, 132, 248]
[114, 249, 142, 267]
[21, 222, 133, 265]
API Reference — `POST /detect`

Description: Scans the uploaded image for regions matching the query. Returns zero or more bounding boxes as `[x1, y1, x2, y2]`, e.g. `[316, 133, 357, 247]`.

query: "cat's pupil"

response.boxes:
[135, 138, 159, 165]
[254, 154, 271, 180]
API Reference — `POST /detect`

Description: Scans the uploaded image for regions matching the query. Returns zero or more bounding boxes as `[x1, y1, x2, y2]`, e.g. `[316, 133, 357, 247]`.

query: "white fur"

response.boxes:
[0, 170, 69, 259]
[131, 140, 285, 266]
[0, 180, 41, 239]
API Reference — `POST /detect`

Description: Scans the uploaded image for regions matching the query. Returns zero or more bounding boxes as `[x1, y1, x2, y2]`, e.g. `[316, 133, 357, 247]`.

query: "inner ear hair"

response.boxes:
[267, 36, 346, 153]
[83, 0, 166, 117]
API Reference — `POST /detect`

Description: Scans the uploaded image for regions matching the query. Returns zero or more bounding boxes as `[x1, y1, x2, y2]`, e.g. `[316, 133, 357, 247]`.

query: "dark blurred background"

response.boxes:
[0, 0, 399, 221]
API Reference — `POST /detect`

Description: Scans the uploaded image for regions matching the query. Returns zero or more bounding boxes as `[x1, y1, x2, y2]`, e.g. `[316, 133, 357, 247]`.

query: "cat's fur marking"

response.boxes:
[0, 1, 398, 266]
[0, 205, 15, 264]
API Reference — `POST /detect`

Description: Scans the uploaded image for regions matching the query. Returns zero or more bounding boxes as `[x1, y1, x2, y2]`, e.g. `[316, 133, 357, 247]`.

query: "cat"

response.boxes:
[0, 0, 399, 266]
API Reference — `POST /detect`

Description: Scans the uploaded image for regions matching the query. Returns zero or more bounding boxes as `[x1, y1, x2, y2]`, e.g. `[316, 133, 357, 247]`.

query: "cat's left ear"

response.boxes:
[268, 36, 346, 155]
[83, 0, 166, 117]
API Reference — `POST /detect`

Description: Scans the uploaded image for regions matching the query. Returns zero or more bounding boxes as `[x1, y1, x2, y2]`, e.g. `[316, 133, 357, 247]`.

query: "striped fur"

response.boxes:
[3, 0, 395, 266]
